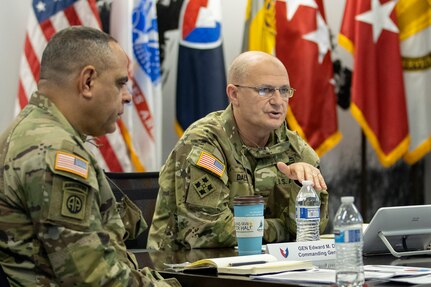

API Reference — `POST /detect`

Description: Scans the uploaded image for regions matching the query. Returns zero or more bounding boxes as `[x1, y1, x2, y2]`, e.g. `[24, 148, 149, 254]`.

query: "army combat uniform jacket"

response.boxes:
[0, 93, 180, 287]
[147, 105, 329, 250]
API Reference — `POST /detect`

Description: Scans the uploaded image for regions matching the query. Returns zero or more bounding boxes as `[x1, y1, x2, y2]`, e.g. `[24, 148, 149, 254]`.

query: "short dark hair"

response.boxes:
[40, 26, 118, 81]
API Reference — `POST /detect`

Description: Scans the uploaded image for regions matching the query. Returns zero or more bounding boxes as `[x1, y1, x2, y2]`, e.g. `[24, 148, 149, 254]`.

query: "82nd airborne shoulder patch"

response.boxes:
[61, 182, 88, 220]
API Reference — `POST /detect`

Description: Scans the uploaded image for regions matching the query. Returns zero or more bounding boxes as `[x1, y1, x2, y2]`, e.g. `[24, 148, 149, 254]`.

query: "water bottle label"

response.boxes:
[296, 206, 320, 220]
[334, 228, 362, 243]
[234, 216, 264, 238]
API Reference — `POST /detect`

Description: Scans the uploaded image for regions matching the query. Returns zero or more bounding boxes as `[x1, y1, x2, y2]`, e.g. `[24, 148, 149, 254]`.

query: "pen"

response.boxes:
[229, 260, 268, 267]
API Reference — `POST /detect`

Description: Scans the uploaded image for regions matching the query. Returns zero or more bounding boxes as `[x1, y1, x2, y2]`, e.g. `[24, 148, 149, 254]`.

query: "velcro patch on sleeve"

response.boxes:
[196, 151, 225, 177]
[61, 183, 88, 220]
[54, 151, 89, 179]
[193, 175, 216, 198]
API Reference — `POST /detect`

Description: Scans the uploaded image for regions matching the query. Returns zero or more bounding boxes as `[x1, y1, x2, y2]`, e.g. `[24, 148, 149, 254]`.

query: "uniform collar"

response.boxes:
[29, 91, 88, 143]
[221, 104, 291, 159]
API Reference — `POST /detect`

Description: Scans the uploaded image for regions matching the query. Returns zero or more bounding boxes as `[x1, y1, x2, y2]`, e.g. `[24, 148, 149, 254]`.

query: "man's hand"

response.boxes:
[276, 162, 327, 190]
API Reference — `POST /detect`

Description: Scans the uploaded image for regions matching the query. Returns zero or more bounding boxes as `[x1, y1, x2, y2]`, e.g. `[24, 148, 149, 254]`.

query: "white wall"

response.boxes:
[1, 0, 430, 201]
[0, 0, 31, 132]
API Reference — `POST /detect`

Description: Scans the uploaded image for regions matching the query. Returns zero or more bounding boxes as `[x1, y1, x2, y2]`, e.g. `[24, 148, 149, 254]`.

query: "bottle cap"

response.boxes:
[341, 196, 354, 203]
[301, 180, 313, 186]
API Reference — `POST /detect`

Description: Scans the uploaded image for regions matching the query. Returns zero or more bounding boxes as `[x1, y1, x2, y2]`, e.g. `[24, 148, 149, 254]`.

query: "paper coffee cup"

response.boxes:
[233, 195, 265, 255]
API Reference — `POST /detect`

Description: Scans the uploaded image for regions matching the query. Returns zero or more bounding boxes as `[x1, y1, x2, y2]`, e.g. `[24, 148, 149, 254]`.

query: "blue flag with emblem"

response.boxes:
[110, 0, 163, 171]
[175, 0, 228, 136]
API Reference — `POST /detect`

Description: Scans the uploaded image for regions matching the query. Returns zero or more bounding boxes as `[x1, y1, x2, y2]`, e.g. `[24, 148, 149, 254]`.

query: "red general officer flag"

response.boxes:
[275, 0, 341, 156]
[339, 0, 409, 167]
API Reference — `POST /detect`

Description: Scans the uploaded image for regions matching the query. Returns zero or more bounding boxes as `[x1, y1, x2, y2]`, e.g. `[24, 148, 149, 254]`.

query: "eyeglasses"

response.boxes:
[234, 84, 295, 99]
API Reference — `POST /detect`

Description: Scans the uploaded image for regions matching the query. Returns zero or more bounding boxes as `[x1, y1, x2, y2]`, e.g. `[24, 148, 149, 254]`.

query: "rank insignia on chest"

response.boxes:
[196, 151, 225, 177]
[193, 175, 215, 198]
[55, 151, 89, 179]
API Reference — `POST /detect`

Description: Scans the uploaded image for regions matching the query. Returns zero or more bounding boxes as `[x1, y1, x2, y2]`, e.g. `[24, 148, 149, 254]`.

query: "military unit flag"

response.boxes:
[110, 0, 163, 171]
[397, 0, 431, 164]
[275, 0, 341, 156]
[175, 0, 228, 136]
[242, 0, 276, 54]
[339, 0, 410, 167]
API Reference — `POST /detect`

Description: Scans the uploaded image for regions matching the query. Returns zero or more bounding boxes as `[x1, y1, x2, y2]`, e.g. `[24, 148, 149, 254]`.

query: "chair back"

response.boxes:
[105, 171, 159, 249]
[0, 265, 10, 287]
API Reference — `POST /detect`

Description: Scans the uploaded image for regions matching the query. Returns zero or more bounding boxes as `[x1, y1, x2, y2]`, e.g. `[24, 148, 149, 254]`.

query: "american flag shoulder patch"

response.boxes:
[54, 151, 89, 179]
[196, 151, 225, 177]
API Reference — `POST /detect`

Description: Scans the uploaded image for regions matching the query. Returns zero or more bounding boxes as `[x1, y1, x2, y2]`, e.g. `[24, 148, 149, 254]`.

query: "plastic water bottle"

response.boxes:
[295, 180, 320, 242]
[334, 196, 364, 287]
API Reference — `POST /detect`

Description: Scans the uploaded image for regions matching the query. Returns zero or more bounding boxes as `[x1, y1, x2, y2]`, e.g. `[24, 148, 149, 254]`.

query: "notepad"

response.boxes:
[182, 254, 314, 275]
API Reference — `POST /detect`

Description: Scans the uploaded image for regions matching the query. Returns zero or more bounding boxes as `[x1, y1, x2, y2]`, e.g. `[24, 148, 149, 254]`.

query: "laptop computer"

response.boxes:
[363, 204, 431, 257]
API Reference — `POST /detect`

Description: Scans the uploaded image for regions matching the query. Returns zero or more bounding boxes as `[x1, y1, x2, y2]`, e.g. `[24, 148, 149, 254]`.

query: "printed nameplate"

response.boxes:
[266, 239, 336, 261]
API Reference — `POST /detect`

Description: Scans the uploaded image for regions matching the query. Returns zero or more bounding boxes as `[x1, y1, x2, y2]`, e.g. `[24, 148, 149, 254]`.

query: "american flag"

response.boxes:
[196, 151, 225, 177]
[55, 151, 89, 179]
[18, 0, 134, 171]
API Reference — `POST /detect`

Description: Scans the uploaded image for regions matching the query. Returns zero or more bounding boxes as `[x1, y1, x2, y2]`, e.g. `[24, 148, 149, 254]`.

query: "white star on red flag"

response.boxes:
[355, 0, 399, 43]
[302, 12, 331, 63]
[285, 0, 318, 21]
[275, 0, 340, 156]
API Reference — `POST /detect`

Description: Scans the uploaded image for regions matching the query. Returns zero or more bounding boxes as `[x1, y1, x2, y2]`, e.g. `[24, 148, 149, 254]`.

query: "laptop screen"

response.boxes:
[363, 204, 431, 256]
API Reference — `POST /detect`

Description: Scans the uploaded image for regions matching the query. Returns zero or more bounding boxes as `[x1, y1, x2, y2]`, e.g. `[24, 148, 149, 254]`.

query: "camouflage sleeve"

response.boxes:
[139, 267, 182, 287]
[150, 140, 237, 250]
[178, 143, 238, 248]
[35, 149, 144, 285]
[264, 218, 288, 242]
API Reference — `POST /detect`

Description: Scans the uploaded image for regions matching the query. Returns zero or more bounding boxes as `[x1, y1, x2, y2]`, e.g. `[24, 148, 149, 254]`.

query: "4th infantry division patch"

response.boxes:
[193, 175, 215, 198]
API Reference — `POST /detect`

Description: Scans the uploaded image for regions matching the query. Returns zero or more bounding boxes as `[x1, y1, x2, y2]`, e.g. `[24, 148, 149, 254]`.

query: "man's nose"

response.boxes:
[123, 88, 132, 104]
[269, 89, 285, 104]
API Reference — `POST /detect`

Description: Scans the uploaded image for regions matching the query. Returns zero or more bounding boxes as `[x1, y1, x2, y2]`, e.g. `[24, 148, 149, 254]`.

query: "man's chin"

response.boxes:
[106, 126, 117, 134]
[267, 119, 284, 130]
[98, 125, 117, 136]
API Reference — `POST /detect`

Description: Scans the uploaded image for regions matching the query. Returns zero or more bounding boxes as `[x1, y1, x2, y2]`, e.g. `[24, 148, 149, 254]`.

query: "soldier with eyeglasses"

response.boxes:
[148, 51, 329, 250]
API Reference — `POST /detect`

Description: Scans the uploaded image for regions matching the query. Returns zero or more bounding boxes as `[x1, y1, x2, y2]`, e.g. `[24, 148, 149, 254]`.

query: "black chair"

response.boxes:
[105, 171, 159, 250]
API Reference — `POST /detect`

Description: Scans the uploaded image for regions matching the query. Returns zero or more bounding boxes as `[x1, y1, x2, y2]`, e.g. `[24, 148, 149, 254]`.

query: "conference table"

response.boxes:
[133, 248, 431, 287]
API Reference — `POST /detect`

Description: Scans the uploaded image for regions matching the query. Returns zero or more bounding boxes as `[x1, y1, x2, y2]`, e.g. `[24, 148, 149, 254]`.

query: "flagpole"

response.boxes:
[360, 131, 368, 222]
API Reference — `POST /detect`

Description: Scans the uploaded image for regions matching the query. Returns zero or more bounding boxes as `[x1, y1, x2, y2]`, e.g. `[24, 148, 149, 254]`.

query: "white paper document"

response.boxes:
[364, 265, 431, 277]
[252, 268, 336, 284]
[365, 265, 431, 285]
[391, 274, 431, 284]
[252, 265, 431, 284]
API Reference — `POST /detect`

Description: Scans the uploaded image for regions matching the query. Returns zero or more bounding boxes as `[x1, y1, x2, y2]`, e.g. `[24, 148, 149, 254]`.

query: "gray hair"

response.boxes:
[40, 26, 117, 82]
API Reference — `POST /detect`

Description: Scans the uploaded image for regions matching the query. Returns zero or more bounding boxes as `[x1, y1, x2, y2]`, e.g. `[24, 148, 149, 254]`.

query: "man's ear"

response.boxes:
[226, 84, 239, 106]
[79, 65, 97, 99]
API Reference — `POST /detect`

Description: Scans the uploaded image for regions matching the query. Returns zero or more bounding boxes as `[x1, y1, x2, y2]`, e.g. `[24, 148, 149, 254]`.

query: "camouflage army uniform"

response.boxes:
[147, 105, 329, 250]
[0, 92, 180, 287]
